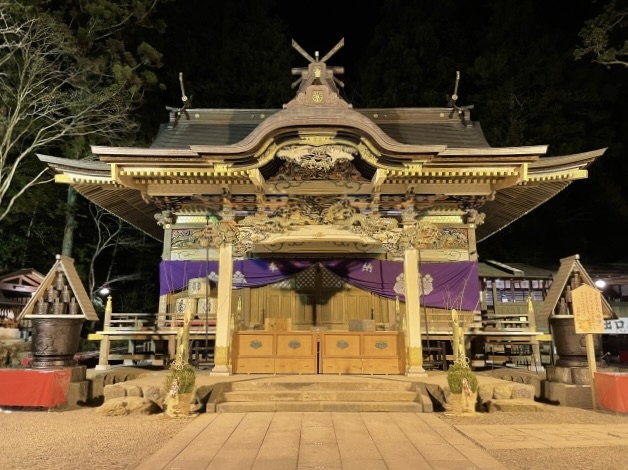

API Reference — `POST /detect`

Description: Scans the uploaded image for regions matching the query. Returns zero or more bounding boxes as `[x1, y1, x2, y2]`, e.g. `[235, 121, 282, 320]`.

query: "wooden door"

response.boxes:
[258, 263, 395, 330]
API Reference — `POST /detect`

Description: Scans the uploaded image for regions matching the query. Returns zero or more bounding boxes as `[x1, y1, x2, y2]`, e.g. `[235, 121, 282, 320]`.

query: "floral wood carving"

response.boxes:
[272, 145, 363, 181]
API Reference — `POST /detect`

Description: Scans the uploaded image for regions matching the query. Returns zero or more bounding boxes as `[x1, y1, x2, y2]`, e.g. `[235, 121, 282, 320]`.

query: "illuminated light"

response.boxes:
[595, 279, 606, 289]
[100, 287, 110, 295]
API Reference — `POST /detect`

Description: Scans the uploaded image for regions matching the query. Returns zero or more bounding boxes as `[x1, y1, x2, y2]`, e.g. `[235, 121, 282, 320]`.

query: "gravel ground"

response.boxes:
[440, 405, 628, 470]
[1, 404, 628, 470]
[0, 406, 189, 470]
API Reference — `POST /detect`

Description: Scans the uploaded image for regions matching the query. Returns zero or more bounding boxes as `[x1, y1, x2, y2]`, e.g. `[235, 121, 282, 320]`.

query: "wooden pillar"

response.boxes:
[95, 295, 113, 370]
[404, 247, 426, 376]
[104, 295, 112, 331]
[211, 242, 233, 376]
[95, 335, 111, 370]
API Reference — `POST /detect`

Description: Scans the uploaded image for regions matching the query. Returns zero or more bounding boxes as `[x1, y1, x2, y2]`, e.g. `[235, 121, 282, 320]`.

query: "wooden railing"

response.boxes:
[89, 309, 218, 370]
[104, 312, 159, 331]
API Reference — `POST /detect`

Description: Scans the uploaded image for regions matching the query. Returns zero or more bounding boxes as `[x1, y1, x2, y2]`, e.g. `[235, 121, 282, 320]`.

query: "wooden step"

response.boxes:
[209, 378, 429, 413]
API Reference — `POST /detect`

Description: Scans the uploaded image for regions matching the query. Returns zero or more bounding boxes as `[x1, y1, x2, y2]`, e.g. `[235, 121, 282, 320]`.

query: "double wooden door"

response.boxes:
[247, 264, 392, 330]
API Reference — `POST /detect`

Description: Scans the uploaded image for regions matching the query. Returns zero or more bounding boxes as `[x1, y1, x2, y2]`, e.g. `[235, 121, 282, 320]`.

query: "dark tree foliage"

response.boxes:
[0, 0, 170, 313]
[150, 0, 293, 110]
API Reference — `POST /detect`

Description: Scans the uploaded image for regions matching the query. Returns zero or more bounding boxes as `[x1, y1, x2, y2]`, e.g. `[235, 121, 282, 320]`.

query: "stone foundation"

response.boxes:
[542, 380, 594, 409]
[540, 365, 612, 409]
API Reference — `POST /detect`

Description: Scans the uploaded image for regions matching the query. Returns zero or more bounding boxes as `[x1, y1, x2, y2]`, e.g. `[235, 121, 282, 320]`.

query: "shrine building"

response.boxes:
[38, 40, 606, 375]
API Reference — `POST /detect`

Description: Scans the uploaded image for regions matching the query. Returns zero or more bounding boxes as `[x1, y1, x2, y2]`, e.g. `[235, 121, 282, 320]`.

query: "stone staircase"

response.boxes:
[207, 376, 432, 412]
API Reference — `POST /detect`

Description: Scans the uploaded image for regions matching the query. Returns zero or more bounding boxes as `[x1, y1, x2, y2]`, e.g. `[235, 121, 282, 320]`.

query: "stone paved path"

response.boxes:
[136, 412, 508, 470]
[454, 423, 628, 450]
[134, 411, 628, 470]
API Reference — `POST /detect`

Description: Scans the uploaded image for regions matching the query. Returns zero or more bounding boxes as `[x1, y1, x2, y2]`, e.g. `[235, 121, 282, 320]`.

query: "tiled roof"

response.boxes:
[149, 107, 490, 149]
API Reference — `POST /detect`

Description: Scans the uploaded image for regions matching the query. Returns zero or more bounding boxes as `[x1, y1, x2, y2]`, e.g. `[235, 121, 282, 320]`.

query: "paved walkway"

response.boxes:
[104, 368, 628, 469]
[455, 423, 628, 450]
[134, 411, 628, 470]
[135, 411, 508, 470]
[107, 369, 505, 469]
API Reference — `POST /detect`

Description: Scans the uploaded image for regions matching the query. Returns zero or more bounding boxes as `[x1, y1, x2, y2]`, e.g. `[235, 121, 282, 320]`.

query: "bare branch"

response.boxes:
[93, 0, 160, 42]
[87, 204, 146, 299]
[0, 6, 137, 222]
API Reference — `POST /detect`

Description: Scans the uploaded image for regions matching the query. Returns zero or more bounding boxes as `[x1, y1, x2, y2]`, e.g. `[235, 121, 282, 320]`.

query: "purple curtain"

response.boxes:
[320, 259, 479, 310]
[159, 258, 479, 310]
[159, 260, 219, 294]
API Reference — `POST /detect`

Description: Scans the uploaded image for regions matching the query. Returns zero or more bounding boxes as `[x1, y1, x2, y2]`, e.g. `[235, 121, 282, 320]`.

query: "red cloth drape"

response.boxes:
[595, 372, 628, 413]
[0, 369, 71, 407]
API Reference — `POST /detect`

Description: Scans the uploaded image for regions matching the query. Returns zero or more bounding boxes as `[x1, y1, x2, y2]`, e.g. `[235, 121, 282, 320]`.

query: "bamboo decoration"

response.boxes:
[451, 308, 466, 366]
[164, 307, 196, 417]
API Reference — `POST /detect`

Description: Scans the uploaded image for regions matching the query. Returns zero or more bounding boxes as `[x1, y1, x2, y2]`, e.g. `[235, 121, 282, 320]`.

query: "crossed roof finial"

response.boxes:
[291, 38, 344, 64]
[290, 38, 346, 93]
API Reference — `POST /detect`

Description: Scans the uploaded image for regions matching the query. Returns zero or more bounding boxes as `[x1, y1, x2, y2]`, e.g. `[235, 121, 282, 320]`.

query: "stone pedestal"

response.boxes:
[542, 381, 594, 409]
[65, 365, 89, 406]
[543, 365, 619, 409]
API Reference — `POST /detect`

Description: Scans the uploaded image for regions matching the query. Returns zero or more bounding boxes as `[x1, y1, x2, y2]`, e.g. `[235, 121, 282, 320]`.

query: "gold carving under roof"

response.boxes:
[277, 144, 355, 171]
[193, 196, 442, 256]
[272, 144, 363, 181]
[378, 222, 441, 257]
[356, 141, 380, 166]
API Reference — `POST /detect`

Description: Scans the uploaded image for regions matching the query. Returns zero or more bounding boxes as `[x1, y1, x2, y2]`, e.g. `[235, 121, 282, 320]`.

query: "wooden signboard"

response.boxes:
[571, 284, 605, 334]
[571, 284, 604, 410]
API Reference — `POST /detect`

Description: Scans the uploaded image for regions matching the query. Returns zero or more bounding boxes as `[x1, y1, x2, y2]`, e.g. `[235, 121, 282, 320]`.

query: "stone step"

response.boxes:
[227, 380, 413, 392]
[221, 390, 418, 402]
[216, 400, 425, 413]
[487, 398, 546, 412]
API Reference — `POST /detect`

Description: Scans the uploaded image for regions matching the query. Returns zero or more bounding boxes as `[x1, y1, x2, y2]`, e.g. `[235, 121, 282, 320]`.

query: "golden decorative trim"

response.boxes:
[526, 169, 588, 182]
[213, 164, 231, 175]
[256, 141, 279, 166]
[356, 142, 380, 166]
[172, 216, 214, 224]
[403, 164, 423, 174]
[297, 134, 337, 146]
[419, 215, 465, 224]
[407, 346, 423, 367]
[214, 346, 228, 366]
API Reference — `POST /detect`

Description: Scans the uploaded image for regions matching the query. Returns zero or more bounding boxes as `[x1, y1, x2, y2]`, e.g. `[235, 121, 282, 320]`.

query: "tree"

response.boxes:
[86, 205, 149, 304]
[575, 0, 628, 68]
[0, 5, 134, 223]
[18, 0, 167, 259]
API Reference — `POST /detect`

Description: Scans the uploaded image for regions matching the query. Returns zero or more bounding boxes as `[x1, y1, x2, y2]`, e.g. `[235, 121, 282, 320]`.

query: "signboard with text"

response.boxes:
[571, 284, 605, 334]
[604, 319, 628, 334]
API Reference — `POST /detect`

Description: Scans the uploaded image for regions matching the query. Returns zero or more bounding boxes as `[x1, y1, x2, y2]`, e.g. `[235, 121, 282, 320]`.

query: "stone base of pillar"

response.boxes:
[406, 365, 427, 377]
[209, 365, 231, 376]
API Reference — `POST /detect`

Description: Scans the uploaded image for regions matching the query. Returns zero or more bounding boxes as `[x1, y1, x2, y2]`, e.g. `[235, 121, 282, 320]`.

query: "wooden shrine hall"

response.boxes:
[38, 39, 607, 375]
